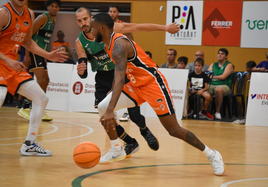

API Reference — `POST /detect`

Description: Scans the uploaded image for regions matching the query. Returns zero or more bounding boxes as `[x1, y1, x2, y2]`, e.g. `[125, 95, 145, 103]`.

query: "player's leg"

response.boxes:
[201, 92, 214, 120]
[17, 80, 52, 156]
[0, 86, 8, 107]
[128, 106, 159, 151]
[143, 73, 225, 175]
[97, 89, 139, 164]
[95, 71, 141, 158]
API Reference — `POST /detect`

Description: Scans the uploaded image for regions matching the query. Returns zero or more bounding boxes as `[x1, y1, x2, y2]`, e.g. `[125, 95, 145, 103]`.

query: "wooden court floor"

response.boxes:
[0, 107, 268, 187]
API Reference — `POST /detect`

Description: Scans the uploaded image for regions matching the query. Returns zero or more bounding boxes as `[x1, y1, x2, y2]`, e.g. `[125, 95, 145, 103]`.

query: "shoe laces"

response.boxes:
[144, 131, 156, 145]
[30, 141, 47, 153]
[124, 142, 135, 153]
[208, 151, 222, 170]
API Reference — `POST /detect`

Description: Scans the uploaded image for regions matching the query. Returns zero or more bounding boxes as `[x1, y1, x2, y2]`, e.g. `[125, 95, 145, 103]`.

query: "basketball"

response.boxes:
[73, 142, 101, 169]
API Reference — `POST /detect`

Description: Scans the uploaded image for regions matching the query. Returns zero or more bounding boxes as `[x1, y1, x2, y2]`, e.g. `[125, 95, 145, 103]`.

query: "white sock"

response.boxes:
[18, 81, 48, 143]
[111, 138, 121, 151]
[203, 145, 213, 157]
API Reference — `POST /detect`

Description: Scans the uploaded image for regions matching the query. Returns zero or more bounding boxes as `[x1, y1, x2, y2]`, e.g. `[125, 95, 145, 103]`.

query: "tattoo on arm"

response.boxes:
[112, 41, 127, 72]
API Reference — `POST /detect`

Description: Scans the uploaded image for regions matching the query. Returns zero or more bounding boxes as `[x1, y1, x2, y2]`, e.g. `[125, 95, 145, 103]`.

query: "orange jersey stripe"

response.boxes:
[106, 32, 158, 87]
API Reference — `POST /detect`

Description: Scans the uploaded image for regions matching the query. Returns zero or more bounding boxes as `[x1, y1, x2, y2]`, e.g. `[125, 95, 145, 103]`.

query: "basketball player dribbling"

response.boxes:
[75, 7, 181, 159]
[90, 13, 225, 176]
[0, 0, 67, 156]
[18, 0, 61, 122]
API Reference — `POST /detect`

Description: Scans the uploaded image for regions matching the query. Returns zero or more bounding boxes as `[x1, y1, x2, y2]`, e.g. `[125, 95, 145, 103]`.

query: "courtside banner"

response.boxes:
[46, 63, 73, 111]
[68, 65, 97, 113]
[241, 1, 268, 48]
[246, 73, 268, 126]
[165, 1, 203, 45]
[202, 1, 242, 46]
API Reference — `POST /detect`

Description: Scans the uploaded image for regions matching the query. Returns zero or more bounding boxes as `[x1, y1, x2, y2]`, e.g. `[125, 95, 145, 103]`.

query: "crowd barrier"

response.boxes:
[46, 63, 188, 119]
[246, 73, 268, 127]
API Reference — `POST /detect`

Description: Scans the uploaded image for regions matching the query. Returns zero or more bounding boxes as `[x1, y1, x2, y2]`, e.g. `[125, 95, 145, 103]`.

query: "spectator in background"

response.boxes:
[208, 48, 234, 120]
[160, 49, 178, 68]
[177, 56, 188, 69]
[186, 51, 209, 72]
[58, 45, 75, 64]
[145, 51, 152, 59]
[252, 51, 268, 72]
[108, 5, 134, 40]
[246, 60, 256, 80]
[51, 30, 71, 52]
[188, 58, 214, 120]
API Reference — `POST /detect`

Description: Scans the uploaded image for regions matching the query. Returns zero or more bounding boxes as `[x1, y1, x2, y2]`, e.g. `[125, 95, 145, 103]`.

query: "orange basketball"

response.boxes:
[73, 142, 101, 169]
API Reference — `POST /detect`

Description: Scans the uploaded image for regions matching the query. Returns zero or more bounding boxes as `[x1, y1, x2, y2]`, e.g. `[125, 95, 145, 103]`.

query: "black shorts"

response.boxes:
[28, 52, 47, 72]
[94, 69, 114, 107]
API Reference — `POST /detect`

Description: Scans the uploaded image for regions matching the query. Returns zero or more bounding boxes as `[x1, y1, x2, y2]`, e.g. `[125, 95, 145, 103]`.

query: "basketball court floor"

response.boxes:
[0, 107, 268, 187]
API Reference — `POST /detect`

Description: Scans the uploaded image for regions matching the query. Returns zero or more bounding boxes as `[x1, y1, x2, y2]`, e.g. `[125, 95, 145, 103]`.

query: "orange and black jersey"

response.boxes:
[0, 2, 32, 61]
[106, 32, 159, 87]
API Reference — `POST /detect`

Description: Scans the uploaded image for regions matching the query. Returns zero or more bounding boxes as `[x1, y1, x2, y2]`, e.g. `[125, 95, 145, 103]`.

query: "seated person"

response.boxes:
[160, 49, 178, 68]
[208, 48, 234, 120]
[177, 56, 188, 69]
[246, 60, 256, 80]
[186, 50, 209, 72]
[252, 51, 268, 72]
[51, 30, 71, 51]
[58, 45, 75, 64]
[188, 58, 214, 120]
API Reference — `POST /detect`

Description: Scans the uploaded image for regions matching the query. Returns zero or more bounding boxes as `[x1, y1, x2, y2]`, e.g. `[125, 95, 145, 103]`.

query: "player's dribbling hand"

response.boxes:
[48, 50, 68, 62]
[5, 58, 25, 73]
[165, 22, 180, 34]
[77, 62, 87, 75]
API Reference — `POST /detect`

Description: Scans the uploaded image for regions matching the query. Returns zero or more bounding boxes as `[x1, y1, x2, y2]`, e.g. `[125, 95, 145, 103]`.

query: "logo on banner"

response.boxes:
[246, 20, 268, 30]
[165, 1, 203, 45]
[251, 93, 268, 105]
[203, 8, 232, 38]
[171, 5, 197, 39]
[73, 81, 83, 95]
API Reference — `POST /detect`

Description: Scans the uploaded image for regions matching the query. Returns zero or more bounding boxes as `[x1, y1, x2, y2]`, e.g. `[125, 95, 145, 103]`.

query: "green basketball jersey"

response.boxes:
[78, 32, 115, 72]
[32, 13, 55, 51]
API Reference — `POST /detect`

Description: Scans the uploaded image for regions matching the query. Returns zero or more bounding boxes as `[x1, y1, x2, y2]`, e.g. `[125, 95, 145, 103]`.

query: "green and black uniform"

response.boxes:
[78, 31, 115, 106]
[29, 12, 55, 71]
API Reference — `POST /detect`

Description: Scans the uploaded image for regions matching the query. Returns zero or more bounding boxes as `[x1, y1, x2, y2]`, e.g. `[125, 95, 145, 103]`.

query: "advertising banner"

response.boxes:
[246, 73, 268, 126]
[165, 1, 203, 45]
[68, 65, 97, 113]
[46, 63, 73, 111]
[202, 1, 242, 46]
[241, 1, 268, 48]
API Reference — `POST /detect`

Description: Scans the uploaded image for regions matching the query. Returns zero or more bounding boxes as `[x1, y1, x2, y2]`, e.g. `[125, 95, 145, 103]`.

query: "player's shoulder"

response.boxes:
[0, 5, 9, 16]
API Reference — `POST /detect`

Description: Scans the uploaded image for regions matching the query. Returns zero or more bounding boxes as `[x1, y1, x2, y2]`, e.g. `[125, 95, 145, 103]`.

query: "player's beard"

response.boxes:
[95, 32, 103, 43]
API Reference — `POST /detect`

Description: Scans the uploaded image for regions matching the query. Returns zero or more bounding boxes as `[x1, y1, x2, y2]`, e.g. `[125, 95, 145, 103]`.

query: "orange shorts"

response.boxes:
[0, 63, 33, 95]
[122, 73, 175, 117]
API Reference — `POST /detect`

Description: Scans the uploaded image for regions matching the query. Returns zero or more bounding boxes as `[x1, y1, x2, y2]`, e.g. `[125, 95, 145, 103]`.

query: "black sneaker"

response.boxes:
[124, 139, 140, 158]
[16, 100, 23, 108]
[140, 127, 159, 151]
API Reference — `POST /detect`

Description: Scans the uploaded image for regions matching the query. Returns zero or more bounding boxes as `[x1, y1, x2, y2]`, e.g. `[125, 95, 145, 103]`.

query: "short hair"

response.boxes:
[45, 0, 61, 7]
[109, 5, 120, 12]
[218, 48, 229, 56]
[76, 7, 92, 17]
[92, 13, 114, 29]
[168, 49, 177, 56]
[194, 58, 204, 66]
[145, 51, 152, 58]
[246, 60, 256, 68]
[177, 56, 188, 65]
[57, 30, 64, 36]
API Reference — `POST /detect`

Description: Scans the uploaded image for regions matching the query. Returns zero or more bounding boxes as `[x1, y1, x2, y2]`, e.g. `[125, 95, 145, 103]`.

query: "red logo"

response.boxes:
[73, 82, 83, 95]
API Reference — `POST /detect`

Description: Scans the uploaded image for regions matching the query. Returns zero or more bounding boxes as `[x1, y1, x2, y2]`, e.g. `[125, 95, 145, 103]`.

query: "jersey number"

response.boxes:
[103, 65, 108, 71]
[129, 74, 136, 83]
